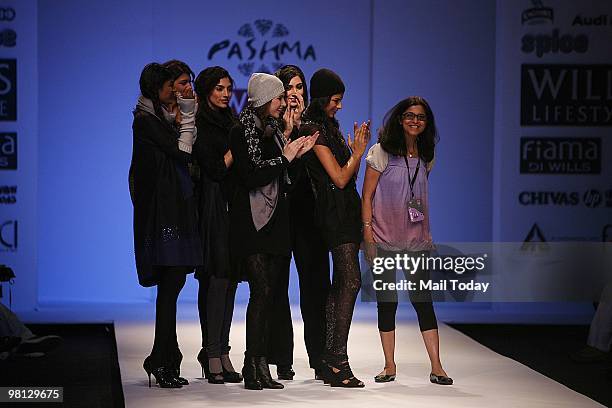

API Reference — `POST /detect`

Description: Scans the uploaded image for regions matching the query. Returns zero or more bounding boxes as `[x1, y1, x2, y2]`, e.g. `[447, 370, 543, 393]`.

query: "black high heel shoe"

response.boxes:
[277, 365, 295, 380]
[143, 358, 182, 389]
[242, 356, 263, 390]
[197, 348, 210, 379]
[254, 357, 283, 389]
[327, 361, 365, 388]
[222, 367, 243, 383]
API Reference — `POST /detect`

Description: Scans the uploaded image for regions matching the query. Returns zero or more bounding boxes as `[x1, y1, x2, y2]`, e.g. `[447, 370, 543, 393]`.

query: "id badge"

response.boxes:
[408, 198, 424, 223]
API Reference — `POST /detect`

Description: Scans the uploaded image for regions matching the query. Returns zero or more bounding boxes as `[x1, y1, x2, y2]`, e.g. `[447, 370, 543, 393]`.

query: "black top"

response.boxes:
[129, 109, 202, 287]
[192, 106, 237, 280]
[228, 122, 296, 280]
[299, 121, 362, 249]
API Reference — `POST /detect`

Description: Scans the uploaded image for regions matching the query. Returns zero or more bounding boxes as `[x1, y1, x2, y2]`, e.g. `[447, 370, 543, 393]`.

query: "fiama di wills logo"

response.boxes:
[522, 0, 553, 25]
[207, 19, 317, 78]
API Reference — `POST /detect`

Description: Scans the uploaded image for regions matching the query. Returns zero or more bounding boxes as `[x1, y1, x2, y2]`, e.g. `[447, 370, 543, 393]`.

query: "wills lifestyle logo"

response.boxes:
[0, 185, 16, 204]
[520, 137, 601, 174]
[521, 65, 612, 126]
[522, 0, 553, 25]
[207, 19, 317, 77]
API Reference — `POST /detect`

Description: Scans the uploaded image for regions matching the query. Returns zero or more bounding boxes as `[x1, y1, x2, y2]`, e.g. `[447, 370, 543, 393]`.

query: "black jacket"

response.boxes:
[129, 109, 202, 287]
[192, 107, 237, 279]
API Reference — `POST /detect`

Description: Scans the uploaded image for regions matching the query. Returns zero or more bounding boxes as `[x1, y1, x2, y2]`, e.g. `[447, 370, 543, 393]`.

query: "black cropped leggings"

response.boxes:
[374, 250, 438, 333]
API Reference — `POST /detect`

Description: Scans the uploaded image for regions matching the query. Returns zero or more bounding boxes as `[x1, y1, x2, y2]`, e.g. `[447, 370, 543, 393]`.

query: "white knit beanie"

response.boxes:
[247, 73, 285, 108]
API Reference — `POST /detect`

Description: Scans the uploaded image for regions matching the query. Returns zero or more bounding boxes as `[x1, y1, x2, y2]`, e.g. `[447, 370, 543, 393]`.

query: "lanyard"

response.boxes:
[403, 156, 420, 199]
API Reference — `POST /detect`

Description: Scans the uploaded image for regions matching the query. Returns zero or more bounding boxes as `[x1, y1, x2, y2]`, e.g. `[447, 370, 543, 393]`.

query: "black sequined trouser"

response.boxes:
[323, 242, 362, 364]
[244, 253, 286, 357]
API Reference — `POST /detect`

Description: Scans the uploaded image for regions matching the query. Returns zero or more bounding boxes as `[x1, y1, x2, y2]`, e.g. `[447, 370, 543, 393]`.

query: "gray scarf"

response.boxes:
[239, 106, 289, 231]
[136, 95, 176, 124]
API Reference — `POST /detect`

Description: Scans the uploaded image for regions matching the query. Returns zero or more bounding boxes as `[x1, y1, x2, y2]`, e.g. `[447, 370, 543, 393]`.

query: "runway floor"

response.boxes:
[114, 308, 603, 408]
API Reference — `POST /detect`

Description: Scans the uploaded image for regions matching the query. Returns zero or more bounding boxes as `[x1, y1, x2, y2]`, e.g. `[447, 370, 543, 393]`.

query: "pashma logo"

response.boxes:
[207, 19, 317, 77]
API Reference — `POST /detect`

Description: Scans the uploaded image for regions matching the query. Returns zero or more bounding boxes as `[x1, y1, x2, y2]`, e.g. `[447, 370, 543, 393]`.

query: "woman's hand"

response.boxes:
[291, 93, 304, 128]
[348, 120, 371, 157]
[296, 131, 319, 158]
[364, 240, 377, 265]
[282, 106, 294, 140]
[282, 137, 306, 162]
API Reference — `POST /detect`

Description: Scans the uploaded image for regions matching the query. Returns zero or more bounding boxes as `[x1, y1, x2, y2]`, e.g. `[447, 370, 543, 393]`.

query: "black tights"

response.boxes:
[324, 243, 361, 364]
[149, 267, 188, 368]
[198, 275, 237, 357]
[244, 253, 285, 357]
[375, 250, 438, 332]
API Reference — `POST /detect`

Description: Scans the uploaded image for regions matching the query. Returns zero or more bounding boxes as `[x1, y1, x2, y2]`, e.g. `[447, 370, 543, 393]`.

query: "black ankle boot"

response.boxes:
[254, 357, 284, 389]
[242, 356, 263, 390]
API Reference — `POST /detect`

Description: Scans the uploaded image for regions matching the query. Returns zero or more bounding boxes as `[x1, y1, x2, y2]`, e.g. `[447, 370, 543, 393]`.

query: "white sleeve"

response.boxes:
[177, 96, 197, 154]
[365, 143, 388, 173]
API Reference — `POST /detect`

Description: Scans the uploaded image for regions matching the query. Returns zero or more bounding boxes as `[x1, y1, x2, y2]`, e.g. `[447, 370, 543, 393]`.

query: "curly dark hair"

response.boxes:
[162, 59, 195, 81]
[274, 64, 309, 106]
[138, 62, 172, 120]
[378, 96, 438, 163]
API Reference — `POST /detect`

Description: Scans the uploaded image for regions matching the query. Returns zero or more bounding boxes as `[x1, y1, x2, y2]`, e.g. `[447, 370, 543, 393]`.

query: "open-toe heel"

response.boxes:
[328, 361, 365, 388]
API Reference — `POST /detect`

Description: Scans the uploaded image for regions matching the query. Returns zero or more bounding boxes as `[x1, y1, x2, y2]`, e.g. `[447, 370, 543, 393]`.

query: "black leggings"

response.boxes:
[198, 275, 237, 358]
[324, 242, 361, 364]
[149, 266, 188, 368]
[374, 250, 438, 333]
[244, 253, 285, 357]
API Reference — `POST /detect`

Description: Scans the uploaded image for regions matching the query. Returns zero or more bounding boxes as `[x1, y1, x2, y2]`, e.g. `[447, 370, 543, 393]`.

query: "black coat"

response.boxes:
[192, 107, 237, 280]
[228, 123, 295, 281]
[129, 108, 202, 287]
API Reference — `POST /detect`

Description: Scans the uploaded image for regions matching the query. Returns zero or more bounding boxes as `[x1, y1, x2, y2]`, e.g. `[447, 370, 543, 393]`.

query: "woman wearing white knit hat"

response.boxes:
[228, 73, 318, 390]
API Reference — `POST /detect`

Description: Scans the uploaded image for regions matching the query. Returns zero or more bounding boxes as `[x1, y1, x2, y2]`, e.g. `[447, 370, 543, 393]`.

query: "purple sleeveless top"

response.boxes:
[367, 144, 433, 251]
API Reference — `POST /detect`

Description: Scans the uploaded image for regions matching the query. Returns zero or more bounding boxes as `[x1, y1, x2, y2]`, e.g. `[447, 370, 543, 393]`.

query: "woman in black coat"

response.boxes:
[192, 66, 242, 384]
[129, 62, 202, 388]
[228, 72, 317, 390]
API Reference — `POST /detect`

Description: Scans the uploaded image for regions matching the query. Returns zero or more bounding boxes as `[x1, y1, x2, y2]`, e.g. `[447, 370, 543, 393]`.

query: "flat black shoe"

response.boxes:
[374, 373, 396, 383]
[277, 365, 295, 380]
[430, 373, 453, 385]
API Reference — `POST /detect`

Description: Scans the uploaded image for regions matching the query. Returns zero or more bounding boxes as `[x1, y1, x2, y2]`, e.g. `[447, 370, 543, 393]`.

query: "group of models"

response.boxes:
[129, 60, 453, 390]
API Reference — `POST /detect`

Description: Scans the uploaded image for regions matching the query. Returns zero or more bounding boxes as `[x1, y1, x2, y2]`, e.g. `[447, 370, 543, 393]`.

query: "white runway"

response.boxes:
[114, 311, 603, 408]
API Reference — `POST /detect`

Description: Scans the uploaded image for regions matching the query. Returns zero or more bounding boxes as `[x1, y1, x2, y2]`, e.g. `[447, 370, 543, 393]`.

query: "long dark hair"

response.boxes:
[274, 64, 309, 106]
[303, 96, 351, 164]
[162, 59, 195, 82]
[378, 96, 438, 163]
[194, 66, 235, 127]
[138, 62, 172, 120]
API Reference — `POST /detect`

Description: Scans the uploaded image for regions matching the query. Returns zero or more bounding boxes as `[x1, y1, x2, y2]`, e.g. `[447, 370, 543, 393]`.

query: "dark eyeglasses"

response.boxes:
[402, 112, 427, 122]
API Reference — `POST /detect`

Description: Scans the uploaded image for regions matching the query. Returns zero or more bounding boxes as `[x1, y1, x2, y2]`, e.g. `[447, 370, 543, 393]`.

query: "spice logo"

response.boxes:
[207, 19, 317, 77]
[521, 0, 553, 25]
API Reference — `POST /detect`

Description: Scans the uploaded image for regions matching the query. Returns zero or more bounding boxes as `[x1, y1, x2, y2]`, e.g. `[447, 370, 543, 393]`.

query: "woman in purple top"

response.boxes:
[361, 96, 452, 386]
